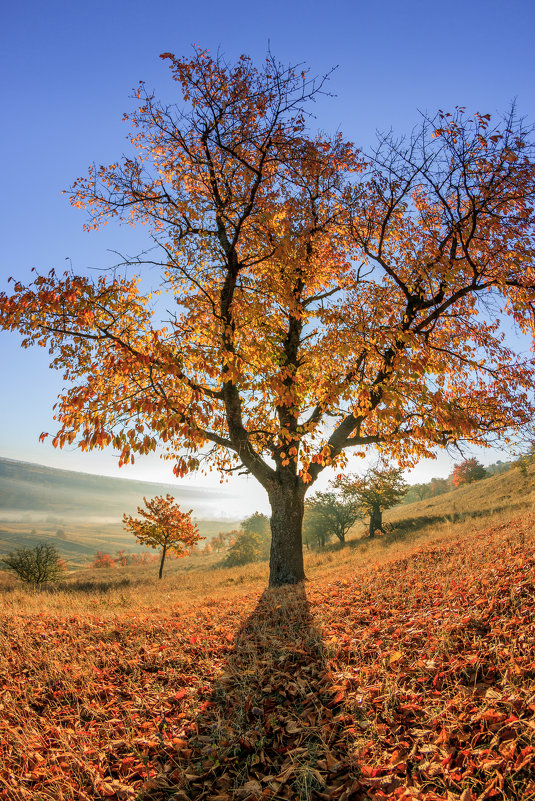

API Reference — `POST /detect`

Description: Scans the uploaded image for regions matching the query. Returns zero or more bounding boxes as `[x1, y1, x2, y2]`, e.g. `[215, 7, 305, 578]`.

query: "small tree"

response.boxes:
[224, 512, 270, 566]
[211, 530, 235, 553]
[303, 503, 333, 550]
[115, 550, 129, 566]
[224, 529, 269, 566]
[123, 494, 202, 578]
[91, 551, 117, 568]
[1, 543, 66, 587]
[306, 479, 362, 545]
[451, 458, 487, 487]
[343, 466, 408, 537]
[241, 512, 270, 538]
[515, 445, 535, 478]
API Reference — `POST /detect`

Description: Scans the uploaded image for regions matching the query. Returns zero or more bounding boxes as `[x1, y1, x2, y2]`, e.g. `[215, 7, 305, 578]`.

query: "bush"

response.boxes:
[224, 529, 270, 566]
[91, 551, 118, 569]
[224, 513, 270, 566]
[1, 543, 66, 587]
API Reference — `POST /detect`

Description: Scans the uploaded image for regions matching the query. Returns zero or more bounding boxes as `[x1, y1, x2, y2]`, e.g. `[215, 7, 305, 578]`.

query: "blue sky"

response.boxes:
[1, 0, 534, 515]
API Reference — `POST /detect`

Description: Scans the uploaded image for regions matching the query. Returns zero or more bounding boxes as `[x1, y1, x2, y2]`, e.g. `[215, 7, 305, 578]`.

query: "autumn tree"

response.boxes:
[306, 478, 362, 544]
[451, 458, 487, 487]
[210, 530, 235, 553]
[91, 551, 117, 569]
[123, 494, 201, 578]
[342, 466, 408, 537]
[1, 49, 535, 585]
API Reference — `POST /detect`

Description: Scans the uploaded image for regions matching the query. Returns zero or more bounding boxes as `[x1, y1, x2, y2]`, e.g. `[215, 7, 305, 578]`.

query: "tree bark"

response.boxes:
[268, 484, 306, 586]
[369, 504, 382, 537]
[158, 543, 167, 579]
[335, 526, 346, 544]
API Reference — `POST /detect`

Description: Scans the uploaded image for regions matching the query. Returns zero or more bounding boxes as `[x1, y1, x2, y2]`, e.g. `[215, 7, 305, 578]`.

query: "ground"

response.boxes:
[1, 499, 534, 800]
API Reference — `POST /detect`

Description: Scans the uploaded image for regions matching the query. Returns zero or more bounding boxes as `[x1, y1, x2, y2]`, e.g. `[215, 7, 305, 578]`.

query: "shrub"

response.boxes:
[224, 513, 270, 566]
[224, 529, 270, 566]
[1, 543, 66, 587]
[91, 551, 117, 569]
[451, 458, 487, 487]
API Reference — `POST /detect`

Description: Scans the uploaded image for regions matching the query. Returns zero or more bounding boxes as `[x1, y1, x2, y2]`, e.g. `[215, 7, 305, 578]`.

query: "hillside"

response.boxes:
[0, 457, 240, 560]
[0, 510, 533, 800]
[387, 460, 533, 526]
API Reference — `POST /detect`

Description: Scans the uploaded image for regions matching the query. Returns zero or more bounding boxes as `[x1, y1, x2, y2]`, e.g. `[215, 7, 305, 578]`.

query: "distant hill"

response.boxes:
[385, 457, 533, 533]
[0, 458, 240, 561]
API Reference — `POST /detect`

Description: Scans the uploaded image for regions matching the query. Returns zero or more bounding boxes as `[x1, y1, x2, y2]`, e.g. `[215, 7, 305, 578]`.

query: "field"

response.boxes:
[1, 467, 535, 801]
[0, 458, 239, 561]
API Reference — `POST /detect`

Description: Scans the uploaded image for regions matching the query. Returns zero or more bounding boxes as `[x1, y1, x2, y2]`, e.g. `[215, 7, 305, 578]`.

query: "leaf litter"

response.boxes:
[1, 516, 534, 800]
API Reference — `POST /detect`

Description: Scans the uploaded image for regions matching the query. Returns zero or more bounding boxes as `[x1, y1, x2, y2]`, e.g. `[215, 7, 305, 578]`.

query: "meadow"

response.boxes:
[1, 466, 534, 801]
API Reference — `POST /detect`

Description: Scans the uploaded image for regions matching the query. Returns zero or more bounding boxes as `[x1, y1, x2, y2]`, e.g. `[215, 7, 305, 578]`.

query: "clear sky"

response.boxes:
[1, 0, 534, 516]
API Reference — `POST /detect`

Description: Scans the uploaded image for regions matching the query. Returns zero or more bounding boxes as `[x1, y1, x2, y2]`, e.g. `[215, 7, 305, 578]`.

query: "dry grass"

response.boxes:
[386, 460, 534, 525]
[1, 466, 535, 800]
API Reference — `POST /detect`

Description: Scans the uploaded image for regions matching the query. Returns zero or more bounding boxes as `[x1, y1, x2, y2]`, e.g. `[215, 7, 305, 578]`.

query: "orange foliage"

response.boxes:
[123, 494, 202, 578]
[1, 48, 534, 584]
[91, 551, 117, 569]
[452, 457, 487, 487]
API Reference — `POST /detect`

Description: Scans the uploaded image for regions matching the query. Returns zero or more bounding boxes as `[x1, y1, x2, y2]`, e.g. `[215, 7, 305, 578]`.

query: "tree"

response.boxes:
[115, 550, 129, 566]
[241, 512, 270, 538]
[1, 543, 66, 587]
[123, 494, 201, 578]
[1, 49, 534, 586]
[451, 458, 487, 487]
[211, 530, 235, 553]
[403, 475, 453, 504]
[343, 466, 408, 537]
[224, 512, 270, 566]
[402, 483, 430, 504]
[306, 478, 362, 544]
[224, 529, 268, 567]
[303, 503, 333, 550]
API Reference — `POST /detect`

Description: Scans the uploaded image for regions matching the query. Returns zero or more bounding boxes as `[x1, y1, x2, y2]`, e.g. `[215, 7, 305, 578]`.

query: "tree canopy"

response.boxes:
[1, 48, 534, 585]
[123, 494, 201, 578]
[451, 458, 487, 487]
[341, 466, 408, 536]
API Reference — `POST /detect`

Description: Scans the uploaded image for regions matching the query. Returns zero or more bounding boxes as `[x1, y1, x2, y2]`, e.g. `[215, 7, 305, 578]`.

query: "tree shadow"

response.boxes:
[148, 583, 360, 801]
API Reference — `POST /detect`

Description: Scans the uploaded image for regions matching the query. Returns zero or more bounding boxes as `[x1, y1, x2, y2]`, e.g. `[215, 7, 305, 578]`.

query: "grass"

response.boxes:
[1, 466, 535, 800]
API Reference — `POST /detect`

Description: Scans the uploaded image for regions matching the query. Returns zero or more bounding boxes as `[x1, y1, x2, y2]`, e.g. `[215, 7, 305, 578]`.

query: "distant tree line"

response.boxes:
[402, 457, 512, 504]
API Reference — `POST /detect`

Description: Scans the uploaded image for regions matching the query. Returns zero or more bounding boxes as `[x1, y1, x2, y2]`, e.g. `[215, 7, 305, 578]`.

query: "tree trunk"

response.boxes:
[268, 484, 306, 586]
[369, 504, 382, 537]
[158, 543, 167, 579]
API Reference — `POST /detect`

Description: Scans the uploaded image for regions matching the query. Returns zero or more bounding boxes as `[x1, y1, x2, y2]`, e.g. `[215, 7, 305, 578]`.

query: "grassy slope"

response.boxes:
[1, 466, 534, 801]
[387, 463, 533, 526]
